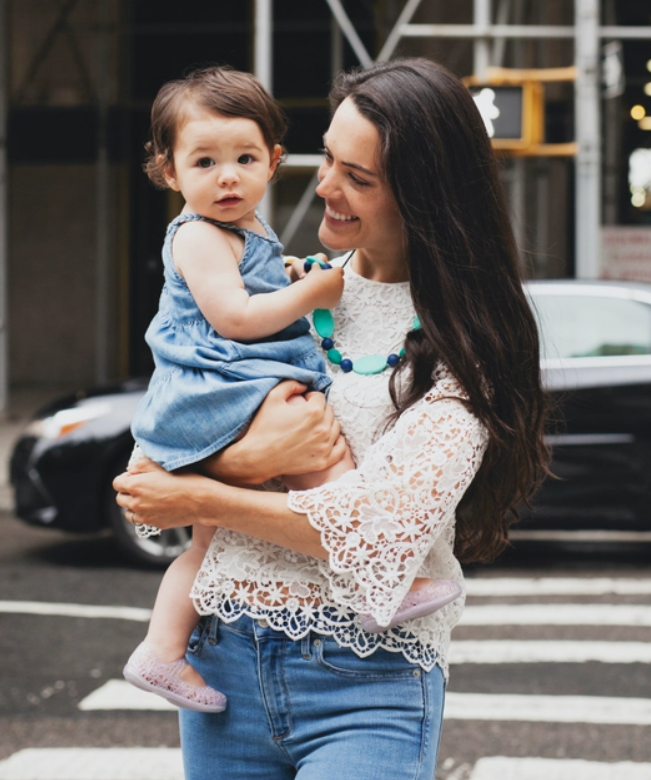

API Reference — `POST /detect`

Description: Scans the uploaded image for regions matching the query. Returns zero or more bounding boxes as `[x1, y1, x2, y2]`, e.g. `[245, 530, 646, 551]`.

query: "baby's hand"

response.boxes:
[303, 262, 345, 309]
[288, 253, 328, 282]
[284, 256, 302, 282]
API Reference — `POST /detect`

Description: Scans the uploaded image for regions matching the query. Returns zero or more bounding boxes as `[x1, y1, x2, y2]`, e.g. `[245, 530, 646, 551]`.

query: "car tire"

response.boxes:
[104, 452, 192, 568]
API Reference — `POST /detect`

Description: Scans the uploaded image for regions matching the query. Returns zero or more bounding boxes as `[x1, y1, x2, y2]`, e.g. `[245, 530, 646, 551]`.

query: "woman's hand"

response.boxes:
[113, 454, 328, 558]
[113, 457, 211, 530]
[202, 380, 347, 485]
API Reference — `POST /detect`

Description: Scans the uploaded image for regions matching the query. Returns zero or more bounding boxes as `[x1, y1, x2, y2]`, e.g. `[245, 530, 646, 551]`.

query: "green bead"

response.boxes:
[399, 347, 406, 357]
[313, 309, 334, 338]
[327, 348, 342, 364]
[413, 315, 422, 330]
[353, 354, 388, 375]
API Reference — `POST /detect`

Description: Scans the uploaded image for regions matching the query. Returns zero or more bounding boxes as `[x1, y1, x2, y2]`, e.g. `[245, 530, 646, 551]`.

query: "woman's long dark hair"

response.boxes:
[329, 58, 550, 564]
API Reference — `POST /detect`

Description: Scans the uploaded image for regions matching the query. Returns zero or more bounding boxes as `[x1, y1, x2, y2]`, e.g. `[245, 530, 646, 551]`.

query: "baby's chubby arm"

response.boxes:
[175, 220, 344, 341]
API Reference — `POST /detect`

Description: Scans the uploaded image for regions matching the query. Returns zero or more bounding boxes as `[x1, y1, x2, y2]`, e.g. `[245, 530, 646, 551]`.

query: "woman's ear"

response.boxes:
[268, 144, 283, 179]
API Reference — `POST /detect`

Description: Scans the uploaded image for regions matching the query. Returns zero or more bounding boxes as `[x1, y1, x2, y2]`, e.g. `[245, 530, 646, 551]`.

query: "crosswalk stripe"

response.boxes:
[81, 681, 651, 725]
[470, 757, 651, 779]
[508, 529, 651, 543]
[2, 749, 651, 780]
[460, 603, 651, 626]
[445, 692, 651, 724]
[0, 601, 151, 621]
[450, 640, 651, 664]
[464, 577, 651, 596]
[78, 680, 175, 711]
[0, 748, 183, 780]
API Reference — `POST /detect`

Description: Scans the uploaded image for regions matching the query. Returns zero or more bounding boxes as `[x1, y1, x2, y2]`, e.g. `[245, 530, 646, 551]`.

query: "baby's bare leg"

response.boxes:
[282, 394, 355, 490]
[144, 524, 214, 685]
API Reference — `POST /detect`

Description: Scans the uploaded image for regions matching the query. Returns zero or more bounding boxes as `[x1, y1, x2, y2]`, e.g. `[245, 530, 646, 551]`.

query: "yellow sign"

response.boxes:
[464, 67, 578, 157]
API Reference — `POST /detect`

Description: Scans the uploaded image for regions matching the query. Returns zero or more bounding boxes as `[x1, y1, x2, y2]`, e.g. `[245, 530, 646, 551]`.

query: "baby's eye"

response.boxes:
[197, 158, 214, 169]
[238, 154, 254, 164]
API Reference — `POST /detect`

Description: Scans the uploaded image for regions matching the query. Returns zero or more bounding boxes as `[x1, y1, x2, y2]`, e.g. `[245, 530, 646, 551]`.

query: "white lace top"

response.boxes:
[191, 262, 489, 677]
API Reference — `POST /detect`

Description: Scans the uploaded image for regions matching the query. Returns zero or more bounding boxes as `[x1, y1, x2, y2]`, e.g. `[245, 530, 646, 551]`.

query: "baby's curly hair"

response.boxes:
[144, 65, 288, 189]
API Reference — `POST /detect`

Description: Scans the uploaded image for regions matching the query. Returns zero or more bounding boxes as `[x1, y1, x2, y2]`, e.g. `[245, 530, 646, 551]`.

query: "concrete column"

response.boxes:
[574, 0, 601, 278]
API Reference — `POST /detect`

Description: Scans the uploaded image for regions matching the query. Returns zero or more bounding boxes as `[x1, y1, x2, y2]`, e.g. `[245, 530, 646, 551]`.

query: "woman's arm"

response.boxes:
[199, 381, 348, 485]
[114, 459, 327, 559]
[114, 380, 487, 626]
[175, 221, 344, 341]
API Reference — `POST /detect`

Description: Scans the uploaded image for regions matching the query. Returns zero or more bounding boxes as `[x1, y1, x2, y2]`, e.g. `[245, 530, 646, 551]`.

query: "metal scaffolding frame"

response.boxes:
[255, 0, 651, 280]
[1, 2, 651, 409]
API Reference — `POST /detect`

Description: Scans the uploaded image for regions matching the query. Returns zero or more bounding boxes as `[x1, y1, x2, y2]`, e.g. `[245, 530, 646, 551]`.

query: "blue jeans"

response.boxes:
[180, 614, 446, 780]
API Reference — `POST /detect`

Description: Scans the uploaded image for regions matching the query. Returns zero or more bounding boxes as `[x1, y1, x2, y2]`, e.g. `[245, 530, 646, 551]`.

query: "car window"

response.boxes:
[530, 293, 651, 360]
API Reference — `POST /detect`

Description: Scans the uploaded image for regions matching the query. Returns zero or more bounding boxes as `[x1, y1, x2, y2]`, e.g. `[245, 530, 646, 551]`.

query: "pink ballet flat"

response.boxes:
[123, 642, 227, 713]
[359, 578, 463, 633]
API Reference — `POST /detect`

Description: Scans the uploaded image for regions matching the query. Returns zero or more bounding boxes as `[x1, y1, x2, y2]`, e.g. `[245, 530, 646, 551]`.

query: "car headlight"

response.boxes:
[25, 401, 113, 440]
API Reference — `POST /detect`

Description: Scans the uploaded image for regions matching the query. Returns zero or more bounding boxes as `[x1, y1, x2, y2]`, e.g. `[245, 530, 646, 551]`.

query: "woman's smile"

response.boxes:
[324, 204, 359, 223]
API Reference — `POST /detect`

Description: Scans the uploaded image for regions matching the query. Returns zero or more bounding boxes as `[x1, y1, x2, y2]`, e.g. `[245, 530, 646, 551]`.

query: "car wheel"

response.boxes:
[104, 454, 192, 567]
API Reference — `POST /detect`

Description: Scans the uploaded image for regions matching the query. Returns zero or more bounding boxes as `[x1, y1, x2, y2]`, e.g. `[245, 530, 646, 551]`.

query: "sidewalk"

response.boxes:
[0, 387, 69, 511]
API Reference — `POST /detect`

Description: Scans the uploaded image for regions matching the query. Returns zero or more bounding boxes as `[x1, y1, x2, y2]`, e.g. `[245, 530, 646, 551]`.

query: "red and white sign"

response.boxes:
[601, 226, 651, 282]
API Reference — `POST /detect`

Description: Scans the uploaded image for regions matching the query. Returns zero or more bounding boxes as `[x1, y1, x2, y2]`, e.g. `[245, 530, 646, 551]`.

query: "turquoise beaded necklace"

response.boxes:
[305, 250, 421, 376]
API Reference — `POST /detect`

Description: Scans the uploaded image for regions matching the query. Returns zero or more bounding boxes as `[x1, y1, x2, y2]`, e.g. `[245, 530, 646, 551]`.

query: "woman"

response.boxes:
[114, 57, 548, 779]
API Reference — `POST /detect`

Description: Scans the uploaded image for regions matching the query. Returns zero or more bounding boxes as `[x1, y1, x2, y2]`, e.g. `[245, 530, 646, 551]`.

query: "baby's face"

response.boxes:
[164, 105, 280, 231]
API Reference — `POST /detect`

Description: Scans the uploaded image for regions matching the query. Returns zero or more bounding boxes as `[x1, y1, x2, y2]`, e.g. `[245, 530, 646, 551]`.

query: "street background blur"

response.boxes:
[0, 0, 650, 408]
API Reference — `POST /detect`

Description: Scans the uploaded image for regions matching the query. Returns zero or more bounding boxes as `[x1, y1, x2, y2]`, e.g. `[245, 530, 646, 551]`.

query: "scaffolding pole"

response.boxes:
[96, 0, 110, 383]
[473, 0, 491, 79]
[254, 0, 273, 223]
[574, 0, 600, 278]
[0, 0, 8, 414]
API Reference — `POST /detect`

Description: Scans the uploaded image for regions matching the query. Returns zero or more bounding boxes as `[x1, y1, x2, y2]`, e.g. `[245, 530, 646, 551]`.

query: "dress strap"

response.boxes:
[165, 212, 246, 242]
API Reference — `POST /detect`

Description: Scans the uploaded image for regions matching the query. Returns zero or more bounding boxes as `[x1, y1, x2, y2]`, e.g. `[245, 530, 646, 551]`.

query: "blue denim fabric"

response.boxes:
[131, 213, 330, 470]
[179, 614, 446, 780]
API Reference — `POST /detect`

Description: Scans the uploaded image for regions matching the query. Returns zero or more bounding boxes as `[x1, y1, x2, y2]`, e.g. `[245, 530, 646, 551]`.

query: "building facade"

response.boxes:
[1, 0, 649, 401]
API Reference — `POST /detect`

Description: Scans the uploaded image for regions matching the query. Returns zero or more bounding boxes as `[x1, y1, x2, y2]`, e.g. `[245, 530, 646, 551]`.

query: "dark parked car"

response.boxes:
[11, 280, 651, 566]
[9, 378, 191, 567]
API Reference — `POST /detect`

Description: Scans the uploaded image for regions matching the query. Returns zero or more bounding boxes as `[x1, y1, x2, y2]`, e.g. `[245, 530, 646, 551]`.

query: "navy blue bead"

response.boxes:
[322, 262, 333, 269]
[304, 261, 312, 273]
[340, 358, 353, 373]
[387, 353, 400, 367]
[321, 338, 334, 350]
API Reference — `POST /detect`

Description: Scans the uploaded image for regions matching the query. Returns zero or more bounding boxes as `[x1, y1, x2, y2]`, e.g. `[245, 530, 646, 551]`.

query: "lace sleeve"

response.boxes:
[287, 384, 489, 628]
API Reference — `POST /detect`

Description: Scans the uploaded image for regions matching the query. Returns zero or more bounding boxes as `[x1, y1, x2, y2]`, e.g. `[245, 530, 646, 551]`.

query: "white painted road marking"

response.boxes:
[470, 757, 651, 780]
[0, 601, 151, 621]
[81, 681, 651, 725]
[460, 604, 651, 626]
[2, 751, 651, 780]
[450, 640, 651, 664]
[0, 748, 183, 780]
[78, 680, 175, 711]
[509, 529, 651, 543]
[444, 692, 651, 724]
[464, 577, 651, 596]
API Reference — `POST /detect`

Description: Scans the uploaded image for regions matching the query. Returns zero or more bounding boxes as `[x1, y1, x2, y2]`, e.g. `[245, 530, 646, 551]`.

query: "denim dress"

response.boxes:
[131, 212, 330, 471]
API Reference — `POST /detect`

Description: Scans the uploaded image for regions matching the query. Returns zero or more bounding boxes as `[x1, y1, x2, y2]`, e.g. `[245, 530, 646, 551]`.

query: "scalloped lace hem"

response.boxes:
[190, 593, 449, 678]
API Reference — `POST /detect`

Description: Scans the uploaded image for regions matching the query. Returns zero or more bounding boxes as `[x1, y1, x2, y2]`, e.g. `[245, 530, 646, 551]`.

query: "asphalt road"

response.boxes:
[1, 513, 650, 780]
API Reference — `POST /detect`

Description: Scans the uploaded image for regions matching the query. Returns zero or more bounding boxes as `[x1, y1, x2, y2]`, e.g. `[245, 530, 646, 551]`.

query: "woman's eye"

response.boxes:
[320, 147, 333, 163]
[238, 154, 254, 164]
[197, 158, 214, 169]
[350, 174, 370, 187]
